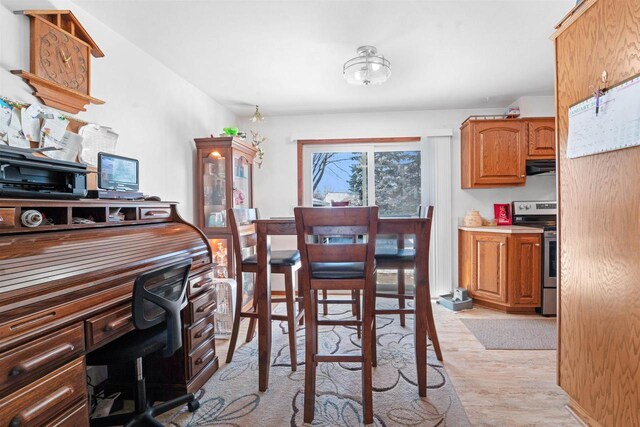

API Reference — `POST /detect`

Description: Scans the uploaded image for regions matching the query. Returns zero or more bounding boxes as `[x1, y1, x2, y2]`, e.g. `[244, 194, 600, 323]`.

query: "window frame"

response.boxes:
[297, 137, 426, 214]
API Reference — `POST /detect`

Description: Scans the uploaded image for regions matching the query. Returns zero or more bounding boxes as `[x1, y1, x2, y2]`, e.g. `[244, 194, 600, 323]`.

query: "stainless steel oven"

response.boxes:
[542, 230, 557, 316]
[512, 201, 557, 316]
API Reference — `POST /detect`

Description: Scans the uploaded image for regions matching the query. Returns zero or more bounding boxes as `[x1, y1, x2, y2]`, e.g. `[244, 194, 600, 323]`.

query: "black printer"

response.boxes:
[0, 145, 88, 199]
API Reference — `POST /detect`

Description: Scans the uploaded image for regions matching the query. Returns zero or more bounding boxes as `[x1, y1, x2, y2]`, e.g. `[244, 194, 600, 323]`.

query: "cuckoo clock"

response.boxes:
[11, 10, 105, 114]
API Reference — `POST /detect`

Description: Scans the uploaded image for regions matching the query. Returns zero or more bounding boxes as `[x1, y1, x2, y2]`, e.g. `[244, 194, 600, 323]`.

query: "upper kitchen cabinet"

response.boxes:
[461, 119, 526, 188]
[461, 117, 555, 188]
[527, 118, 556, 159]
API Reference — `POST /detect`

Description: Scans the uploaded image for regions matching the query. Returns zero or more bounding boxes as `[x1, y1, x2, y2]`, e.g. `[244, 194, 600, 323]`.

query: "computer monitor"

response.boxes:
[98, 152, 139, 192]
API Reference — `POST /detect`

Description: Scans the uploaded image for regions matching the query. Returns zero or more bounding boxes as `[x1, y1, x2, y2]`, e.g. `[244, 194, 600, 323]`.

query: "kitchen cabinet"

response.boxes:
[459, 229, 541, 312]
[460, 117, 555, 188]
[509, 235, 541, 306]
[527, 118, 556, 159]
[470, 233, 508, 303]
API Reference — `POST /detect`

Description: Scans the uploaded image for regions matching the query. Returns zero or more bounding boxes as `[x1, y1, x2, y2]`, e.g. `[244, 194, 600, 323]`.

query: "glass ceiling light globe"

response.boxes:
[343, 45, 391, 86]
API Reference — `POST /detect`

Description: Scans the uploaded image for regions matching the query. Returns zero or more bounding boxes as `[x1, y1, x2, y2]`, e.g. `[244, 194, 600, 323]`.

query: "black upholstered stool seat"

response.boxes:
[242, 250, 300, 266]
[311, 262, 376, 279]
[375, 248, 416, 264]
[87, 324, 167, 366]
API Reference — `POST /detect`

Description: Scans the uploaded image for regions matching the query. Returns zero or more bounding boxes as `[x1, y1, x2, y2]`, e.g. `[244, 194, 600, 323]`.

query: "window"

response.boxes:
[302, 139, 425, 217]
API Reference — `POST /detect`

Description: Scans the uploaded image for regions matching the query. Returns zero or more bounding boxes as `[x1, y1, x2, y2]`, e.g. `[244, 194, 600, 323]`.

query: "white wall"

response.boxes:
[0, 0, 237, 222]
[240, 106, 556, 289]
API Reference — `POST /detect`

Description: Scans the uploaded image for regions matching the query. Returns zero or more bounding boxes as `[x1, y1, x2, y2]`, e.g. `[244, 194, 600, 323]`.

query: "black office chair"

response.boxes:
[87, 260, 200, 427]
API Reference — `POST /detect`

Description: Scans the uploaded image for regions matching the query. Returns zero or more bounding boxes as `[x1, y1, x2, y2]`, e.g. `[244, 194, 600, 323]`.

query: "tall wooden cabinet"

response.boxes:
[459, 229, 541, 312]
[194, 136, 257, 307]
[460, 117, 555, 188]
[553, 0, 640, 424]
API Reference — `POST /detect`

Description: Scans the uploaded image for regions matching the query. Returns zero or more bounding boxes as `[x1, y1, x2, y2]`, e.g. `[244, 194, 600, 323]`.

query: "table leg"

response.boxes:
[257, 222, 272, 392]
[414, 222, 428, 397]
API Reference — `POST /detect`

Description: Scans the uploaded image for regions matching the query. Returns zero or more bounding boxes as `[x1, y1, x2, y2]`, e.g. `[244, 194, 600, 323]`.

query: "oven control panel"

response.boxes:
[512, 201, 557, 215]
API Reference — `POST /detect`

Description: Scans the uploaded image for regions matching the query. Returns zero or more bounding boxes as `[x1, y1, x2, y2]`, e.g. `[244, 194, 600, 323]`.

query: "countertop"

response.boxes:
[458, 225, 544, 234]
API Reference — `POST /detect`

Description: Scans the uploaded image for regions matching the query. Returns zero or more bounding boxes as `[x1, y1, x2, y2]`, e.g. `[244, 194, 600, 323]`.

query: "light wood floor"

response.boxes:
[215, 303, 579, 426]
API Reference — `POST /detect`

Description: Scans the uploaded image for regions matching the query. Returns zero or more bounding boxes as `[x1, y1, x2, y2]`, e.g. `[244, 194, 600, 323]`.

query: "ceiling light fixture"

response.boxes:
[343, 45, 391, 86]
[250, 105, 265, 123]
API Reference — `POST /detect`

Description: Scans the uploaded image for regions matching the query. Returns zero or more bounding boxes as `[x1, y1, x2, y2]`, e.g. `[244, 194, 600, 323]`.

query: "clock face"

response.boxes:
[38, 27, 89, 93]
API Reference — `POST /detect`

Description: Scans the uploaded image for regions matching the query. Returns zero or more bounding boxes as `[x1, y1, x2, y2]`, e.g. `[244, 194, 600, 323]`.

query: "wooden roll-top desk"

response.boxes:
[0, 199, 219, 426]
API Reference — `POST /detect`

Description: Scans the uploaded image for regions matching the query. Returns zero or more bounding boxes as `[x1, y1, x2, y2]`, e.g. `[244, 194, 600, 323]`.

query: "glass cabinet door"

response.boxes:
[232, 152, 252, 208]
[203, 150, 227, 229]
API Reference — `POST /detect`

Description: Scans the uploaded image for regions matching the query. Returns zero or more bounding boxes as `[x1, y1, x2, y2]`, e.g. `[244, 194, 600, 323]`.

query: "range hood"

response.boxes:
[526, 160, 556, 176]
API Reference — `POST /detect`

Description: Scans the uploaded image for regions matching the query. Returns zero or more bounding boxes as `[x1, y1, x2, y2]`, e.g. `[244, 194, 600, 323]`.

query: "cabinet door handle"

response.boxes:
[9, 343, 75, 377]
[195, 323, 215, 339]
[9, 386, 74, 426]
[195, 349, 215, 366]
[500, 243, 506, 246]
[535, 243, 541, 247]
[196, 300, 217, 313]
[104, 314, 132, 332]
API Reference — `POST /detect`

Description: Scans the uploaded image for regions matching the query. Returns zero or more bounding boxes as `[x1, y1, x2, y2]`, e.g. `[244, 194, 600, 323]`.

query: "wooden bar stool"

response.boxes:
[320, 201, 361, 335]
[374, 206, 443, 362]
[226, 208, 304, 370]
[294, 206, 378, 425]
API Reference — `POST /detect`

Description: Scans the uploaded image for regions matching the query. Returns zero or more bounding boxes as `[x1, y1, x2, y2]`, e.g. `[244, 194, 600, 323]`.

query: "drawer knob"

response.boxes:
[103, 314, 132, 332]
[192, 278, 213, 289]
[9, 343, 75, 377]
[195, 323, 215, 339]
[196, 300, 217, 314]
[9, 385, 74, 426]
[195, 349, 215, 366]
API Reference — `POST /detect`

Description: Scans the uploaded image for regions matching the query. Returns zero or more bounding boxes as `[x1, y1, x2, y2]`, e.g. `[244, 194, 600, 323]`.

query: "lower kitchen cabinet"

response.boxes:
[459, 230, 541, 312]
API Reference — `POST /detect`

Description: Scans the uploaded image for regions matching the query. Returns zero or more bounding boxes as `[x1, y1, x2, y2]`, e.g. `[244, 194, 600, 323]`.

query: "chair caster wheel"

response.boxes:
[188, 400, 200, 412]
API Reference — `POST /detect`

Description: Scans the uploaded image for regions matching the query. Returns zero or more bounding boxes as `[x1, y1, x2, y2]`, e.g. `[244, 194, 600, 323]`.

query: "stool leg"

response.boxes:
[361, 288, 374, 425]
[304, 289, 318, 424]
[426, 300, 443, 362]
[246, 274, 259, 343]
[351, 290, 357, 316]
[284, 269, 298, 371]
[225, 272, 245, 364]
[371, 292, 378, 368]
[398, 268, 406, 327]
[354, 290, 361, 339]
[297, 270, 304, 326]
[322, 289, 328, 315]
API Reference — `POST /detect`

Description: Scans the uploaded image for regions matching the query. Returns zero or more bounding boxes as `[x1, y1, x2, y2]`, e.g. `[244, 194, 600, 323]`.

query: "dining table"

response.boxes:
[253, 216, 442, 397]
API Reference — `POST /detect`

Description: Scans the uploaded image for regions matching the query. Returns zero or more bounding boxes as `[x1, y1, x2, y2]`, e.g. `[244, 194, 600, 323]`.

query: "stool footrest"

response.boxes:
[318, 299, 357, 305]
[315, 354, 363, 363]
[240, 312, 259, 319]
[375, 308, 415, 315]
[317, 319, 361, 326]
[375, 292, 414, 300]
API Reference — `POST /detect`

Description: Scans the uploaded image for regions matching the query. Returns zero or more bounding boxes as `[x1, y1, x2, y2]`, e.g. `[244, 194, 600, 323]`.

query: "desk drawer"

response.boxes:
[0, 323, 84, 396]
[188, 339, 216, 379]
[0, 357, 87, 427]
[190, 288, 217, 324]
[85, 304, 134, 351]
[139, 208, 171, 220]
[0, 208, 17, 228]
[188, 314, 216, 351]
[44, 400, 89, 427]
[188, 271, 214, 297]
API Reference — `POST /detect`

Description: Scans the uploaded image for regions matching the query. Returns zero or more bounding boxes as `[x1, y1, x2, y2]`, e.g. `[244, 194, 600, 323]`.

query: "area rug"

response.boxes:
[461, 318, 557, 350]
[161, 301, 470, 426]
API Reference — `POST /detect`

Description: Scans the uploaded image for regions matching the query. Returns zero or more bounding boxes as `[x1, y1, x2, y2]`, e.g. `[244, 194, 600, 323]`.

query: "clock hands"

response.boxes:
[57, 47, 71, 68]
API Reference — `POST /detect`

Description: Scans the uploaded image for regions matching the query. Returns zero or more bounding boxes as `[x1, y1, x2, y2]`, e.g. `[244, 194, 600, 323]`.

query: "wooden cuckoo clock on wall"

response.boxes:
[11, 10, 105, 114]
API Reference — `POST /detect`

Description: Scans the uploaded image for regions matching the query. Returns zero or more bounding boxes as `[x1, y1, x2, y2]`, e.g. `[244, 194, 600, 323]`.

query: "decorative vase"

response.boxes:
[464, 210, 483, 227]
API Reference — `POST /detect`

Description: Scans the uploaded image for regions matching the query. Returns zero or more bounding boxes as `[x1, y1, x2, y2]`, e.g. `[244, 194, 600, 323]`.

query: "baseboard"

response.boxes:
[566, 399, 603, 427]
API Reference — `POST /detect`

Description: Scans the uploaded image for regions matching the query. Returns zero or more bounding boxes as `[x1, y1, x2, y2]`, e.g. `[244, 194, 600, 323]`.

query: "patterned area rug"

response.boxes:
[161, 302, 470, 426]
